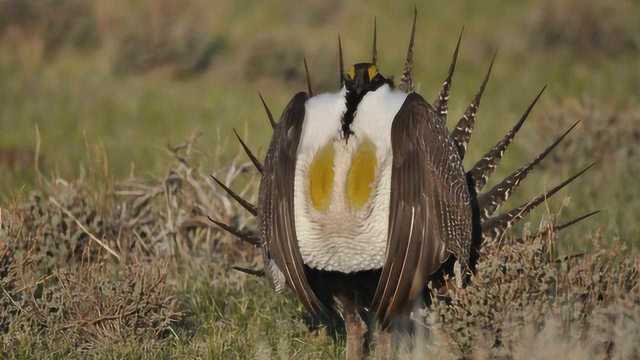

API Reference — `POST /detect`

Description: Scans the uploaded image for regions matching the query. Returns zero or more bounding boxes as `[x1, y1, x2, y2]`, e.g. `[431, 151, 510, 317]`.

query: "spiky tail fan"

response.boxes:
[432, 40, 596, 276]
[210, 20, 598, 290]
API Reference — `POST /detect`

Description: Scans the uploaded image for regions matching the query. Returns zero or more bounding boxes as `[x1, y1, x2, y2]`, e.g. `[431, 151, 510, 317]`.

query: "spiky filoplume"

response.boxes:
[338, 36, 345, 87]
[433, 28, 463, 120]
[481, 163, 594, 241]
[303, 58, 313, 96]
[398, 7, 417, 92]
[207, 216, 261, 246]
[258, 92, 276, 128]
[467, 85, 547, 193]
[233, 128, 263, 174]
[208, 10, 596, 359]
[477, 120, 581, 221]
[372, 17, 378, 65]
[209, 174, 257, 216]
[450, 51, 496, 159]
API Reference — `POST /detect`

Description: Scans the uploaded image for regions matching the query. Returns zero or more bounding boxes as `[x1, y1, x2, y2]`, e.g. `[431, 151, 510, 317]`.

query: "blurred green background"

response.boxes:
[1, 0, 639, 249]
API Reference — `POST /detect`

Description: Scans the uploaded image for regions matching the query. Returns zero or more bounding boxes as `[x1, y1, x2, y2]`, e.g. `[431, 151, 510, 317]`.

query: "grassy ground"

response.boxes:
[1, 0, 639, 358]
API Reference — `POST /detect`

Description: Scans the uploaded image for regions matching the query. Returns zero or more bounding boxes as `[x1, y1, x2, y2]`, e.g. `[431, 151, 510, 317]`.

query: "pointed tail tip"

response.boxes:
[399, 7, 418, 93]
[411, 5, 418, 32]
[338, 34, 345, 87]
[449, 27, 464, 74]
[515, 84, 547, 124]
[556, 210, 601, 232]
[208, 215, 262, 246]
[372, 17, 377, 64]
[477, 50, 498, 95]
[487, 49, 498, 74]
[568, 119, 582, 131]
[207, 216, 230, 232]
[232, 266, 265, 277]
[455, 26, 463, 50]
[258, 91, 276, 128]
[539, 84, 548, 96]
[547, 161, 595, 197]
[490, 48, 498, 62]
[581, 161, 597, 175]
[209, 174, 258, 216]
[232, 127, 264, 174]
[303, 57, 313, 96]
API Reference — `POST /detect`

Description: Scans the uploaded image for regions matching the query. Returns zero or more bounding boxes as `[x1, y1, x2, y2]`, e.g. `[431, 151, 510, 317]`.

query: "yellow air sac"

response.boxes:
[308, 143, 335, 211]
[347, 139, 377, 210]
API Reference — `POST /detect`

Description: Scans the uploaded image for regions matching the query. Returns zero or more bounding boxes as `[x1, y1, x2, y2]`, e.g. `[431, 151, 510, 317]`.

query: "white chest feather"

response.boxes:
[294, 85, 407, 273]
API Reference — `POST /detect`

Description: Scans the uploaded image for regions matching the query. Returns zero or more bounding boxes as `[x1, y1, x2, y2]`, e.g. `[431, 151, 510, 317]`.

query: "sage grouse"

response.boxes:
[210, 9, 596, 359]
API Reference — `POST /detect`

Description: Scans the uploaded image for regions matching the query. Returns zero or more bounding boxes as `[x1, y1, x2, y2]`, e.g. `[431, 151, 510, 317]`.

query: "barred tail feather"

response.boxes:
[481, 163, 594, 240]
[514, 210, 600, 243]
[468, 86, 546, 193]
[477, 120, 580, 220]
[399, 7, 417, 93]
[450, 52, 496, 159]
[433, 28, 463, 120]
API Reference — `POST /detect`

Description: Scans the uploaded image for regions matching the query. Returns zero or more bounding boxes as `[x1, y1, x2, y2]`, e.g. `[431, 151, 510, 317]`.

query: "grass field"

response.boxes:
[1, 0, 639, 358]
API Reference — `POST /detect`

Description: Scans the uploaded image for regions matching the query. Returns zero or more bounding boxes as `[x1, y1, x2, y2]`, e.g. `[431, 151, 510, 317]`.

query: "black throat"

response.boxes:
[341, 80, 393, 140]
[341, 63, 394, 140]
[341, 89, 366, 140]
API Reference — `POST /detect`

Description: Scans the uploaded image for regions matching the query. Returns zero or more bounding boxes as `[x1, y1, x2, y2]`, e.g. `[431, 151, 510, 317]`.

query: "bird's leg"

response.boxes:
[374, 326, 392, 359]
[341, 296, 367, 360]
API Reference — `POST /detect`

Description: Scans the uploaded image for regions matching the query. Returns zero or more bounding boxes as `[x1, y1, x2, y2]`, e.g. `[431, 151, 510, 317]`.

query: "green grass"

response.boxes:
[1, 0, 639, 358]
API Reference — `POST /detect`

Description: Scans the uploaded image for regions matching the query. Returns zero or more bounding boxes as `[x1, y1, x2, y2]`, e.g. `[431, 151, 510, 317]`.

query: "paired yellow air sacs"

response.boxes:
[308, 138, 377, 211]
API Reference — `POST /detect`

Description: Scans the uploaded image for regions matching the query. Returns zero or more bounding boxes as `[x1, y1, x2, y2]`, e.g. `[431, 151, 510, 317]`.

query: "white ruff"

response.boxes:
[294, 85, 407, 273]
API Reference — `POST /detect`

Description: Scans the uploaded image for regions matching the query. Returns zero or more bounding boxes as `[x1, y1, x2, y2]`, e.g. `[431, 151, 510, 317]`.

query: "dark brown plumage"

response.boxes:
[371, 93, 471, 328]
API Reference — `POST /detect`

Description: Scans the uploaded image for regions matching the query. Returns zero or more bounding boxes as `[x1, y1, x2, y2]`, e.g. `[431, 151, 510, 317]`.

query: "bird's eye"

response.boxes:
[346, 66, 356, 80]
[368, 65, 378, 80]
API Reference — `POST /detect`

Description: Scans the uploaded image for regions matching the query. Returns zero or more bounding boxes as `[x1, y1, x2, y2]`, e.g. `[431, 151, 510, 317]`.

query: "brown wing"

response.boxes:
[371, 93, 472, 327]
[258, 92, 328, 318]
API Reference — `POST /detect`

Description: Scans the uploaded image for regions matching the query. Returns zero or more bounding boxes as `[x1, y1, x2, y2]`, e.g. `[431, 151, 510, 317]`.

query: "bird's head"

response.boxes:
[344, 63, 391, 97]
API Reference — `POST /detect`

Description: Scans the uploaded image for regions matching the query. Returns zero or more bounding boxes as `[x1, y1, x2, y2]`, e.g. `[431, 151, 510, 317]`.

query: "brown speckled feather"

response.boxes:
[371, 93, 472, 328]
[482, 163, 594, 241]
[477, 121, 580, 221]
[467, 86, 545, 193]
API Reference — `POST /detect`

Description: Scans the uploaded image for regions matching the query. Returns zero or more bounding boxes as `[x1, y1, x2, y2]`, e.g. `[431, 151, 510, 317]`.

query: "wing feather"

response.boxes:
[259, 92, 327, 318]
[372, 93, 472, 327]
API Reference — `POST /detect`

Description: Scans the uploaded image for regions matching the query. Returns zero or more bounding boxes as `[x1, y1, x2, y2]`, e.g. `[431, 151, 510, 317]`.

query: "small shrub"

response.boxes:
[425, 231, 639, 358]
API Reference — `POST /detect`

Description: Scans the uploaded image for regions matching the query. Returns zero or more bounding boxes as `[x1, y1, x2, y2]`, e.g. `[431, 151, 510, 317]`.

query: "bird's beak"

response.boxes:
[354, 76, 367, 96]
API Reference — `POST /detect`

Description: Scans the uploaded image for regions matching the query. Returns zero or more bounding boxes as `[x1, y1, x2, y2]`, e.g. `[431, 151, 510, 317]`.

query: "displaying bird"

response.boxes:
[209, 9, 596, 359]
